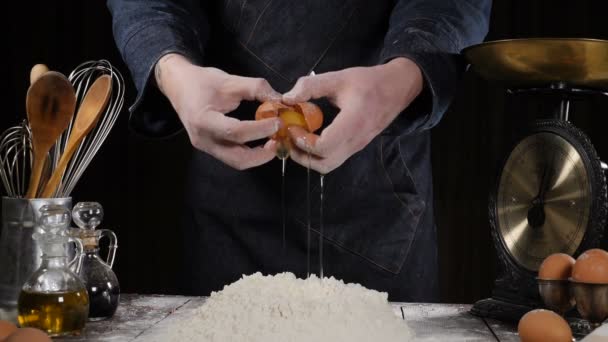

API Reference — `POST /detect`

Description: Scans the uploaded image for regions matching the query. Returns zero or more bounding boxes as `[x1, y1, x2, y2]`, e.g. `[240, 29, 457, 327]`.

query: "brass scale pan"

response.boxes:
[463, 38, 608, 89]
[463, 38, 608, 271]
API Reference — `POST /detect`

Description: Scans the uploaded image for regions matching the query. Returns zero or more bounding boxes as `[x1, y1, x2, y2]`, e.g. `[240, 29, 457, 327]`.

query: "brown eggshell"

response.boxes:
[0, 320, 17, 340]
[4, 328, 51, 342]
[572, 248, 608, 284]
[294, 102, 323, 132]
[538, 253, 575, 280]
[518, 309, 572, 342]
[255, 101, 289, 121]
[255, 101, 324, 147]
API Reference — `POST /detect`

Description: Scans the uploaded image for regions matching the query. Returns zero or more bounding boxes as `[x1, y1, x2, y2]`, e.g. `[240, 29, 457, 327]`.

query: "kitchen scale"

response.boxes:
[463, 38, 608, 322]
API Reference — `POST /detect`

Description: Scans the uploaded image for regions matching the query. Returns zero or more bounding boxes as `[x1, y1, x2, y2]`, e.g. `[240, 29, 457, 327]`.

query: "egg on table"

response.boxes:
[518, 309, 572, 342]
[572, 248, 608, 283]
[538, 253, 575, 280]
[4, 328, 51, 342]
[0, 320, 17, 340]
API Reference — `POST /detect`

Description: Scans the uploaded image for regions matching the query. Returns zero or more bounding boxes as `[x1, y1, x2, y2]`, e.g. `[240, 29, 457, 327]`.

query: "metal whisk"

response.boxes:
[50, 60, 125, 197]
[0, 121, 32, 198]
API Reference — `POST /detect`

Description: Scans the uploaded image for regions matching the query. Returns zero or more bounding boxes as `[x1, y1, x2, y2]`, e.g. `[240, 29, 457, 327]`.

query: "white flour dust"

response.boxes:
[151, 272, 412, 342]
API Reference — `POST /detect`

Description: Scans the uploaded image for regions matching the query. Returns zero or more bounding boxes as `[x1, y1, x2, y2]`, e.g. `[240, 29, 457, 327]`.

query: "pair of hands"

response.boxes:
[155, 54, 423, 173]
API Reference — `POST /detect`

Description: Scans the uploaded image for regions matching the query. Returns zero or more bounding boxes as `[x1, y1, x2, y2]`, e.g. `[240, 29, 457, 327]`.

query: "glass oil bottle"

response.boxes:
[18, 204, 89, 337]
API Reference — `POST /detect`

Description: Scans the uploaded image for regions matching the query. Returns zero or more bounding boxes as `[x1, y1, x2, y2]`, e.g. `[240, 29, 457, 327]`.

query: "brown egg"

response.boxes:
[572, 248, 608, 284]
[4, 328, 51, 342]
[0, 320, 17, 340]
[538, 253, 575, 280]
[255, 101, 324, 140]
[518, 309, 572, 342]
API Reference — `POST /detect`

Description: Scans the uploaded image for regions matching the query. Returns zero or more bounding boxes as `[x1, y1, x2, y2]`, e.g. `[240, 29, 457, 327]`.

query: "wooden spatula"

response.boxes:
[39, 75, 112, 198]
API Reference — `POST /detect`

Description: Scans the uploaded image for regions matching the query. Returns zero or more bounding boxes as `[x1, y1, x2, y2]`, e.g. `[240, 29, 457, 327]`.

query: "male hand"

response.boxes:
[282, 57, 424, 174]
[155, 54, 282, 170]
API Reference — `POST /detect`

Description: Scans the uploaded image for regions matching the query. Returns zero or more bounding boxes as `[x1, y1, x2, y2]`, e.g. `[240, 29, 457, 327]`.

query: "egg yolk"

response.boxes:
[277, 110, 307, 138]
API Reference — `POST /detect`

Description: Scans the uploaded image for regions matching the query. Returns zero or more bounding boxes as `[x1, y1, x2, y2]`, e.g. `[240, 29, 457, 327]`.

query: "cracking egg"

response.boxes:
[255, 101, 324, 157]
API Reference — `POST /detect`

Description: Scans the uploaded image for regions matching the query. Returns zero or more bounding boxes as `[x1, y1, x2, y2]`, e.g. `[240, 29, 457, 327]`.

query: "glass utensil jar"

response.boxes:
[0, 197, 72, 322]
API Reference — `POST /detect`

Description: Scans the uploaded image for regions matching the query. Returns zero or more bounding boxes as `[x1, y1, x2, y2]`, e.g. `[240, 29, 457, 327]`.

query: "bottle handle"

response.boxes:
[68, 237, 84, 274]
[100, 229, 118, 268]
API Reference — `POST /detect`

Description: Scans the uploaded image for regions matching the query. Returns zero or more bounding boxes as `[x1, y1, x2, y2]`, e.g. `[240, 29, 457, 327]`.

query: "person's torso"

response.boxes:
[189, 0, 436, 278]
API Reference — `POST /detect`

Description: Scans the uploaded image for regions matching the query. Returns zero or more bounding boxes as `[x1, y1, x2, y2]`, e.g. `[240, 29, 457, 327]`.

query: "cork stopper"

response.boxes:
[68, 228, 100, 250]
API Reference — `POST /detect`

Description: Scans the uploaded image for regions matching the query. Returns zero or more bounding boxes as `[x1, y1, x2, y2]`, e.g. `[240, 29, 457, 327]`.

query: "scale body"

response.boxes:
[463, 38, 608, 323]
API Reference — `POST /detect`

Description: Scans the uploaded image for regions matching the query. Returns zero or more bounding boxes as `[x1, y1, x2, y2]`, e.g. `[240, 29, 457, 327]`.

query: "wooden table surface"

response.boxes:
[54, 294, 520, 341]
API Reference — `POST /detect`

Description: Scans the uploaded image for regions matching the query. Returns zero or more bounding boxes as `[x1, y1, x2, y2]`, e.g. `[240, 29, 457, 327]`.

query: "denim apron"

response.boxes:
[169, 0, 440, 302]
[179, 136, 438, 302]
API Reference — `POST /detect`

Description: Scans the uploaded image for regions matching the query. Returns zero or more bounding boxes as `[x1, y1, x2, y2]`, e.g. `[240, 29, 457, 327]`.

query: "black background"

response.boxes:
[3, 0, 608, 303]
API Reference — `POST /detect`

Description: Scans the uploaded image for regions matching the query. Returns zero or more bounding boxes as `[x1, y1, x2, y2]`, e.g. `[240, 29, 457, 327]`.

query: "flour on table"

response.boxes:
[149, 272, 413, 342]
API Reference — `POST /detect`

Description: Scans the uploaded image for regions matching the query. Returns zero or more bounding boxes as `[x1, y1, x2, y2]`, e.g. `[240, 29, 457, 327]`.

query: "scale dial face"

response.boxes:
[497, 131, 592, 271]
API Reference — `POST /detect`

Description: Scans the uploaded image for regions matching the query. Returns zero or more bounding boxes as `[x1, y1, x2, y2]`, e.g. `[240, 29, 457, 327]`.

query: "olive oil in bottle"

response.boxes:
[18, 204, 89, 337]
[18, 289, 89, 336]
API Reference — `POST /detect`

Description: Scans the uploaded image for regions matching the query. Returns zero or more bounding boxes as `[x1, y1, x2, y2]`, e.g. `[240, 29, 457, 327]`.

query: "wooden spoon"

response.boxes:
[39, 75, 112, 198]
[30, 64, 49, 84]
[25, 71, 76, 198]
[28, 64, 51, 190]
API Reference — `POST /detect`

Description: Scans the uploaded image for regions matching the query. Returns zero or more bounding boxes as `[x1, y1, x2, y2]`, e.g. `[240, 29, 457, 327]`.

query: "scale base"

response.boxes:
[471, 297, 594, 337]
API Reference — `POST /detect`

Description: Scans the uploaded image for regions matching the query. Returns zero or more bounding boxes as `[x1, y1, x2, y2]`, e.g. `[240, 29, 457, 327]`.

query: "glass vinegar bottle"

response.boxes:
[70, 202, 120, 321]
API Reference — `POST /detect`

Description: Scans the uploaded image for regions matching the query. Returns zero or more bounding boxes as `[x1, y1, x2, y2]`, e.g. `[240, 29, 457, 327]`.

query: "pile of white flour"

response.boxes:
[151, 272, 413, 342]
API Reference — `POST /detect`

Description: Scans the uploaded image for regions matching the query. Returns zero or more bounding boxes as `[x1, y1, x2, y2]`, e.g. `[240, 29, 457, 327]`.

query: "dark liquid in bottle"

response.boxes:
[87, 282, 120, 320]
